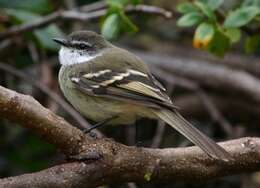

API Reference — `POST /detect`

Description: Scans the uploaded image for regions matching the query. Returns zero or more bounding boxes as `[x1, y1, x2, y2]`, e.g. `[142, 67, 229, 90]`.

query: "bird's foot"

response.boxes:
[135, 141, 143, 147]
[83, 128, 98, 139]
[82, 116, 118, 137]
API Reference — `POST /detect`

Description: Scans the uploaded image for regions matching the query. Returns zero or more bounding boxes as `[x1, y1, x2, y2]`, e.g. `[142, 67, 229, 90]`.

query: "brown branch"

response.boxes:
[0, 85, 260, 187]
[0, 137, 260, 188]
[167, 44, 260, 78]
[0, 10, 102, 40]
[80, 0, 107, 12]
[0, 62, 103, 136]
[0, 85, 88, 155]
[134, 50, 260, 104]
[0, 4, 172, 40]
[126, 4, 172, 18]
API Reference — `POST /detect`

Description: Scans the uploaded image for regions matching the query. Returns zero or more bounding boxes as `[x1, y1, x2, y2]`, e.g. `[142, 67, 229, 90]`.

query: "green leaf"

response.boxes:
[194, 1, 216, 20]
[205, 0, 224, 10]
[177, 12, 203, 27]
[131, 0, 142, 5]
[119, 11, 138, 33]
[224, 28, 241, 43]
[224, 6, 260, 28]
[245, 35, 260, 53]
[5, 9, 64, 50]
[242, 0, 260, 8]
[34, 25, 64, 50]
[107, 0, 129, 9]
[176, 2, 198, 13]
[0, 0, 52, 14]
[193, 22, 215, 49]
[101, 13, 121, 40]
[4, 8, 40, 23]
[207, 30, 230, 57]
[144, 172, 152, 181]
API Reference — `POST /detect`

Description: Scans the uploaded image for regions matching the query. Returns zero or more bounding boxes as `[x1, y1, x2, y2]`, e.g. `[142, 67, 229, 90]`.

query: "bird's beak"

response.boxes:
[53, 38, 69, 47]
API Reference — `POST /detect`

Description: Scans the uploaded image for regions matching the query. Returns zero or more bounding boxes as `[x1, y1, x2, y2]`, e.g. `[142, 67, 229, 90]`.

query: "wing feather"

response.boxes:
[71, 68, 177, 110]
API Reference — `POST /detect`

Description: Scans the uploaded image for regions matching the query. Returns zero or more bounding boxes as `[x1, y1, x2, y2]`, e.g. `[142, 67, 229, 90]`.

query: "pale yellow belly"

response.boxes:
[62, 86, 155, 125]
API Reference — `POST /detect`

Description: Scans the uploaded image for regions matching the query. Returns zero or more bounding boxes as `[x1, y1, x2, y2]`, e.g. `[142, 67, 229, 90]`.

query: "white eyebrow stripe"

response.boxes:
[127, 69, 148, 77]
[71, 40, 92, 47]
[83, 69, 111, 78]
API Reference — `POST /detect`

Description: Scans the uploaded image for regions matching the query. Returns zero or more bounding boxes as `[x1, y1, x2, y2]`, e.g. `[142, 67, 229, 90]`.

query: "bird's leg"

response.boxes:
[135, 122, 142, 147]
[83, 115, 118, 136]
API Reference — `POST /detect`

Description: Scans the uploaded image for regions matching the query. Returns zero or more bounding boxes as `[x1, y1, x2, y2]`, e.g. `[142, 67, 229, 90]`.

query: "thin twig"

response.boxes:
[80, 0, 107, 12]
[0, 4, 172, 40]
[151, 120, 166, 148]
[127, 182, 138, 188]
[126, 4, 172, 18]
[196, 90, 233, 136]
[0, 39, 12, 51]
[151, 66, 233, 136]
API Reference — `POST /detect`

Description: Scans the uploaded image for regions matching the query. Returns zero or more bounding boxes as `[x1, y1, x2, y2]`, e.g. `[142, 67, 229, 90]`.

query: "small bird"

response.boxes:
[54, 30, 231, 161]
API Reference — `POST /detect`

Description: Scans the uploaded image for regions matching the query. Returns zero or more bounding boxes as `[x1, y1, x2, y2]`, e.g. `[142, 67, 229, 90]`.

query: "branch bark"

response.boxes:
[0, 62, 97, 133]
[0, 83, 260, 187]
[0, 137, 260, 188]
[0, 85, 87, 155]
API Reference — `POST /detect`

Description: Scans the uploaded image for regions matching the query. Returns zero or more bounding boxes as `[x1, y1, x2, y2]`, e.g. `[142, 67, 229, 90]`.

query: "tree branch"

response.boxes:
[0, 82, 260, 187]
[0, 85, 87, 155]
[0, 62, 105, 137]
[0, 137, 260, 188]
[0, 4, 172, 40]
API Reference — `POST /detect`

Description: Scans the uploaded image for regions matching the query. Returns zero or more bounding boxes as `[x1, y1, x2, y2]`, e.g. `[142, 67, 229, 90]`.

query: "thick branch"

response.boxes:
[0, 85, 87, 155]
[0, 62, 96, 132]
[0, 83, 260, 187]
[0, 137, 260, 188]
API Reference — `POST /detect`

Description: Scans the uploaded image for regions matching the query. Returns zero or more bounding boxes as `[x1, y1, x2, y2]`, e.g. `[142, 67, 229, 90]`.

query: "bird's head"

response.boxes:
[53, 30, 110, 66]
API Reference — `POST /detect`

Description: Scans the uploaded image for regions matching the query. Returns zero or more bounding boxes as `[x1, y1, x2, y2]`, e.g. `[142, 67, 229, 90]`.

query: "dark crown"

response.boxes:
[68, 30, 109, 49]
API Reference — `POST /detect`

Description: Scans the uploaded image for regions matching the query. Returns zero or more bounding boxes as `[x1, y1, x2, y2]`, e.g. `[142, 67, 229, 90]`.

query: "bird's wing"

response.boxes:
[70, 68, 177, 110]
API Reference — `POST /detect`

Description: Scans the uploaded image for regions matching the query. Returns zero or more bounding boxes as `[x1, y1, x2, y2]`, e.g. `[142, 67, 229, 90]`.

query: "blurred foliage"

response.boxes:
[4, 9, 64, 50]
[101, 0, 140, 40]
[0, 0, 53, 14]
[177, 0, 260, 56]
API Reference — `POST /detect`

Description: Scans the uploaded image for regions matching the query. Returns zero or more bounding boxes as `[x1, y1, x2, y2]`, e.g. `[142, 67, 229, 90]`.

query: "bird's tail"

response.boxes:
[154, 109, 232, 161]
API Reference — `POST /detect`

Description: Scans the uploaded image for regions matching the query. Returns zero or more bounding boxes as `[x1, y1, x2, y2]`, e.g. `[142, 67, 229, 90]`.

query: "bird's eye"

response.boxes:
[79, 43, 87, 49]
[75, 42, 92, 50]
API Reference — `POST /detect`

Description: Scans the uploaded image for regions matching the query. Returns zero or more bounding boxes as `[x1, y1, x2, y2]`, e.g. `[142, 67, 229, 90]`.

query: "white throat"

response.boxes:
[58, 46, 100, 66]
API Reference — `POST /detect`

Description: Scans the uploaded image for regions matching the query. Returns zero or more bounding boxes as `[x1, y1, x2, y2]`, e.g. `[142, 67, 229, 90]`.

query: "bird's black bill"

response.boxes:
[53, 38, 69, 47]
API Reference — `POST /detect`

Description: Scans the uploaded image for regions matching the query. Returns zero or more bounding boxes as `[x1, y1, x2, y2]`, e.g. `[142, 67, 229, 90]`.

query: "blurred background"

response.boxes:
[0, 0, 260, 187]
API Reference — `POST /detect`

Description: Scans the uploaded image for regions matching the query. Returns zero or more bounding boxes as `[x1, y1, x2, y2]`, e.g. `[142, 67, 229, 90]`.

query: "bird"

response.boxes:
[53, 30, 232, 161]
